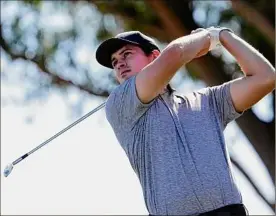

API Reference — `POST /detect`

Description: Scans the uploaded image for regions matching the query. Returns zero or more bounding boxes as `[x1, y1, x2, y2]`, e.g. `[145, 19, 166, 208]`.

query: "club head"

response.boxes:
[4, 163, 13, 177]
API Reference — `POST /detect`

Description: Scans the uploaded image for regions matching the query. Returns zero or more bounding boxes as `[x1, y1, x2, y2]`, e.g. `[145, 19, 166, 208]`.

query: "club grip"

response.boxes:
[21, 153, 29, 160]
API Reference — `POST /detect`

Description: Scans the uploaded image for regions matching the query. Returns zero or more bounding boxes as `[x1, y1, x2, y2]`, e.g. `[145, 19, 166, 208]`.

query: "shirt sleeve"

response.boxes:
[105, 75, 156, 131]
[209, 81, 244, 128]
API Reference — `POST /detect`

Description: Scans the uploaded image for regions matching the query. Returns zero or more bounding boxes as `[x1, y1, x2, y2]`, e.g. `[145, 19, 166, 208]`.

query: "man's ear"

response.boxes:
[151, 49, 160, 60]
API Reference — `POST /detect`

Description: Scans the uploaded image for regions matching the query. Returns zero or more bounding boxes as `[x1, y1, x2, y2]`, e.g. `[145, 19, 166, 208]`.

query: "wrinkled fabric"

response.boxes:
[105, 76, 243, 215]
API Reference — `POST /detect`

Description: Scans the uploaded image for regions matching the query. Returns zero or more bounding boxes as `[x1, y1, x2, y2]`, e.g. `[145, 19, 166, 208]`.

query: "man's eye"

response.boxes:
[124, 52, 131, 58]
[112, 61, 117, 67]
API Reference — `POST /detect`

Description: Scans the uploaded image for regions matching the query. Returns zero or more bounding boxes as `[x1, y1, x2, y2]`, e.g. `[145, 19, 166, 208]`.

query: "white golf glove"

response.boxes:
[207, 27, 233, 51]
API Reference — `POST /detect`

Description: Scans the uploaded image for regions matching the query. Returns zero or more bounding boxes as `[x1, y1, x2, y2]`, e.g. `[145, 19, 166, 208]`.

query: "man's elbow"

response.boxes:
[268, 68, 276, 81]
[263, 67, 275, 84]
[260, 60, 275, 80]
[259, 70, 275, 91]
[267, 72, 276, 90]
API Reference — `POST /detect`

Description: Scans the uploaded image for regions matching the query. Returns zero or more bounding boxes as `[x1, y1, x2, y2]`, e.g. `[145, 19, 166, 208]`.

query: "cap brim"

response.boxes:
[96, 38, 140, 69]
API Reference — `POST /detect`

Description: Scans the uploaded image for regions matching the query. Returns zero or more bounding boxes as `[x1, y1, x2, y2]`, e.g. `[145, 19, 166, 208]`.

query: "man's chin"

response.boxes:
[120, 75, 132, 83]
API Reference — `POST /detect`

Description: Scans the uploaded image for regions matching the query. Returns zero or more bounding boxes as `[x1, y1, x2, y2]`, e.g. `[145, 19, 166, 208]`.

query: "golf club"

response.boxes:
[3, 101, 106, 177]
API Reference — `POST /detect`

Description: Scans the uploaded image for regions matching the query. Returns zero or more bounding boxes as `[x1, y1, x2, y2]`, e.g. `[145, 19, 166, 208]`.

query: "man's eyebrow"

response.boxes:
[118, 48, 132, 55]
[111, 48, 133, 62]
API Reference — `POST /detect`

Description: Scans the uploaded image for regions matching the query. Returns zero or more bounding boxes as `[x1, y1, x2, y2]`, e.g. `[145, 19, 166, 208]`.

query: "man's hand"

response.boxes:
[190, 27, 234, 58]
[190, 28, 210, 58]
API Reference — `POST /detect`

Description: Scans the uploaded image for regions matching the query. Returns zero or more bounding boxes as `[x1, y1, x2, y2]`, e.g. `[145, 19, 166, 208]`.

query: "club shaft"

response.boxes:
[12, 102, 106, 166]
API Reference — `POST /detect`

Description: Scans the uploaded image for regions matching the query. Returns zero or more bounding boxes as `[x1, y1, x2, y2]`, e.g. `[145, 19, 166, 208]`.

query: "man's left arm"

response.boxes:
[219, 30, 275, 113]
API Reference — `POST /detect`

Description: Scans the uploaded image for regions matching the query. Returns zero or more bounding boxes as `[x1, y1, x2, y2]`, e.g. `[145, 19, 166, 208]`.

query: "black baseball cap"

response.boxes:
[95, 31, 160, 69]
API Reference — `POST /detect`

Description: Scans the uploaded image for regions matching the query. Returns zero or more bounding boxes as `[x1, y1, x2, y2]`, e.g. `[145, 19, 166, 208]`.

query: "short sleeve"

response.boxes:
[105, 75, 155, 131]
[209, 81, 243, 128]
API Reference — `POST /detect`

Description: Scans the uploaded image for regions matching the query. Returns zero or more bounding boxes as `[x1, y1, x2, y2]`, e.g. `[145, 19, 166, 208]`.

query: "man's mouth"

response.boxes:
[120, 69, 131, 77]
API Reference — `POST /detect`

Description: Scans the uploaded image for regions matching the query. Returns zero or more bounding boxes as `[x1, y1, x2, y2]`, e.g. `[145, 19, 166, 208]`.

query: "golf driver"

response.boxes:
[3, 101, 106, 177]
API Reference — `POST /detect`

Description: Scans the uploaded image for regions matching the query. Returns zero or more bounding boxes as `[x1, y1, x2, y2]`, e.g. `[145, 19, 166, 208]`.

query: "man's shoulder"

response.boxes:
[106, 76, 137, 111]
[109, 77, 135, 96]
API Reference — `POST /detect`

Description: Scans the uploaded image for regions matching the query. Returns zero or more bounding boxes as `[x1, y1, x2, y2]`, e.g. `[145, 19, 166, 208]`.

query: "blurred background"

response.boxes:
[1, 0, 275, 215]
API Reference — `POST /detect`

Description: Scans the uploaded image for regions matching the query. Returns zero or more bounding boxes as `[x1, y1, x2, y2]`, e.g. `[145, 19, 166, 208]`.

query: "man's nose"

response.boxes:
[117, 59, 127, 70]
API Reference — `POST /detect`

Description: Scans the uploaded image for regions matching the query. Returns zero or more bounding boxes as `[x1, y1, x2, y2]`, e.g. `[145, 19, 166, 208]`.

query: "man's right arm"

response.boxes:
[136, 30, 211, 103]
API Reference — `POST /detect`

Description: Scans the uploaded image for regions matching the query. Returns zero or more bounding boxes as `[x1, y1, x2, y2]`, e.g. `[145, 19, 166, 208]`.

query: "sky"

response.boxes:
[1, 0, 275, 215]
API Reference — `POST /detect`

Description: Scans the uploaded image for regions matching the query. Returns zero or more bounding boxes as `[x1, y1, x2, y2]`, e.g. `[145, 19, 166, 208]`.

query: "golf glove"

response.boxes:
[207, 27, 234, 51]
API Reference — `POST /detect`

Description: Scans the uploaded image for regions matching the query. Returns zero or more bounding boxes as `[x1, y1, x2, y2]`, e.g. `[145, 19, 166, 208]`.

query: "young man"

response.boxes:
[95, 28, 275, 215]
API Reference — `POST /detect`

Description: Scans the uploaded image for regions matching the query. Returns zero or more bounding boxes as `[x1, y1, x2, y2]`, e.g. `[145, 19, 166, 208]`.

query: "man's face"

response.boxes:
[111, 44, 154, 84]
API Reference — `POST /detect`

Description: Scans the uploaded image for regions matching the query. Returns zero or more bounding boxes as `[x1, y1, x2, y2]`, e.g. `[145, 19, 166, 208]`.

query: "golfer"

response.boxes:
[95, 27, 275, 215]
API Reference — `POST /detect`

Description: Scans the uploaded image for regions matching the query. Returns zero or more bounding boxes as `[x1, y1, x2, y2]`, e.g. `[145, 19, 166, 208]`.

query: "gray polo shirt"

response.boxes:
[105, 76, 243, 215]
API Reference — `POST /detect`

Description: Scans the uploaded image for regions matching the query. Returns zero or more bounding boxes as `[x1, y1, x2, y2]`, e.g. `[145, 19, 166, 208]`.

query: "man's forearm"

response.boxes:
[219, 31, 275, 81]
[169, 30, 210, 64]
[134, 30, 211, 103]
